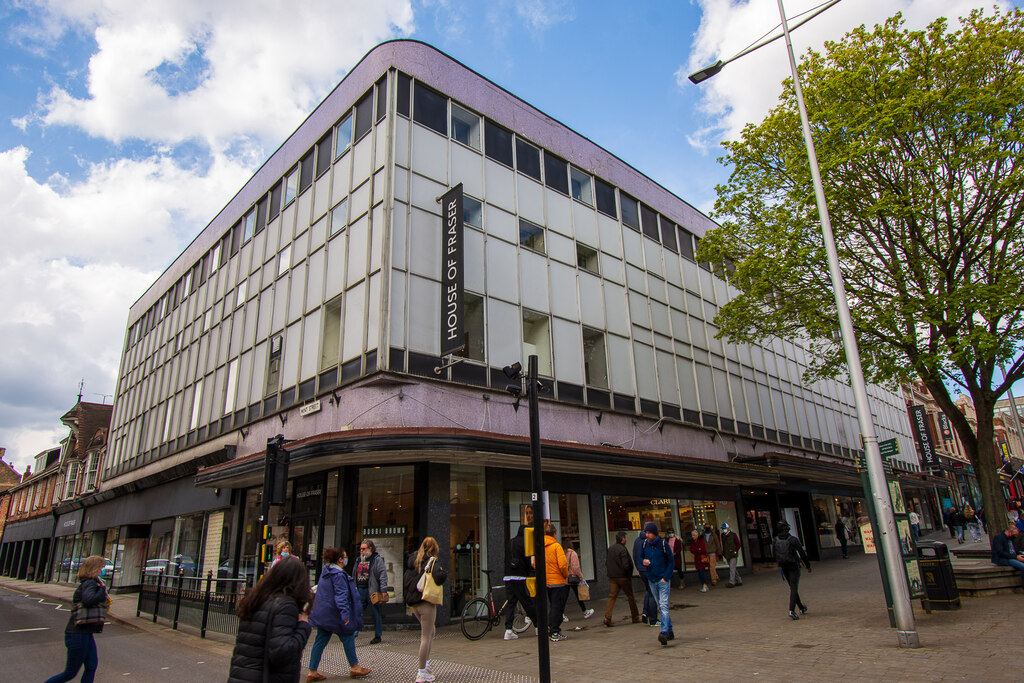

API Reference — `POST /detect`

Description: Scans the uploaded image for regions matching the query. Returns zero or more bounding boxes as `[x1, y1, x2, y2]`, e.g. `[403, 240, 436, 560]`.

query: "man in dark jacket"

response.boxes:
[632, 530, 657, 624]
[773, 522, 811, 620]
[640, 521, 674, 645]
[502, 507, 536, 640]
[603, 531, 640, 627]
[991, 524, 1024, 587]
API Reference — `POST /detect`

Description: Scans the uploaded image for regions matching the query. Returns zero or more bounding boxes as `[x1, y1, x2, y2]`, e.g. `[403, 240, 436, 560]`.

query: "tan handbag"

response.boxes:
[369, 591, 389, 605]
[577, 580, 591, 602]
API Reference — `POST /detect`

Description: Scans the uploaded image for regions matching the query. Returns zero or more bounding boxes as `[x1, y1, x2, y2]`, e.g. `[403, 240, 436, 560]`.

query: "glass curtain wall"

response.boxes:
[450, 465, 487, 609]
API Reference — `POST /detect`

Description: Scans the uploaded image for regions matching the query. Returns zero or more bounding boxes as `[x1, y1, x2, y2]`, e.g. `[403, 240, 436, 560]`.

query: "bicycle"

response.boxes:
[460, 569, 531, 640]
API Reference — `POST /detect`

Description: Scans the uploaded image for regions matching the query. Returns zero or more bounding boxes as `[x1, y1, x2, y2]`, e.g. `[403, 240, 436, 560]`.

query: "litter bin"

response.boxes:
[917, 540, 960, 610]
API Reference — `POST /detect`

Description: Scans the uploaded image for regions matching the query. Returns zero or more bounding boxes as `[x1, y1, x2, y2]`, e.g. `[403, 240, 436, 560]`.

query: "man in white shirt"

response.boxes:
[909, 509, 921, 545]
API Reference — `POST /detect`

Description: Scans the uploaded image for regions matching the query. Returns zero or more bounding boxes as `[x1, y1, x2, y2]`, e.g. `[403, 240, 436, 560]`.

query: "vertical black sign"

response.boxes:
[938, 412, 953, 441]
[440, 183, 465, 357]
[908, 405, 938, 468]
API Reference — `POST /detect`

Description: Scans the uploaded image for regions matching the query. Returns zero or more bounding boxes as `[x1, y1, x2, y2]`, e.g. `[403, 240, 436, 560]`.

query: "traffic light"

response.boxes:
[263, 436, 290, 506]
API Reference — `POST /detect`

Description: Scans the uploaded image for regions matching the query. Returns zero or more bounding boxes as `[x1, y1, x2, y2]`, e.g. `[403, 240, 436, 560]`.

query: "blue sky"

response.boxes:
[0, 0, 1018, 474]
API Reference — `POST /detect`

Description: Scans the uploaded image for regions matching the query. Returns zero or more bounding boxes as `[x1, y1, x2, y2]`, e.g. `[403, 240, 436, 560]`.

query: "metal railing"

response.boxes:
[136, 568, 250, 638]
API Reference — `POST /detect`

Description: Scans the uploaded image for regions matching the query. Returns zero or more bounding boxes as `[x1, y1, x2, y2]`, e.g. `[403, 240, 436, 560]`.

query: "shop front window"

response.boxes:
[812, 495, 838, 548]
[102, 528, 120, 586]
[357, 466, 415, 604]
[172, 513, 206, 577]
[605, 495, 676, 569]
[679, 499, 741, 568]
[238, 487, 263, 584]
[510, 492, 593, 578]
[450, 465, 487, 609]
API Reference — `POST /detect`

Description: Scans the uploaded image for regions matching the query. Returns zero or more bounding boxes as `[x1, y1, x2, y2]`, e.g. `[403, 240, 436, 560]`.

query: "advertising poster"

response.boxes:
[860, 522, 877, 554]
[904, 558, 925, 598]
[888, 480, 906, 514]
[896, 519, 914, 556]
[363, 526, 407, 603]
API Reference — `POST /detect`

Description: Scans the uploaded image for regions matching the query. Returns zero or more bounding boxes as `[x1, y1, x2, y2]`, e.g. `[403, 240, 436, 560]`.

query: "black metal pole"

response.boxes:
[201, 570, 213, 638]
[153, 568, 163, 623]
[172, 566, 184, 630]
[528, 355, 551, 683]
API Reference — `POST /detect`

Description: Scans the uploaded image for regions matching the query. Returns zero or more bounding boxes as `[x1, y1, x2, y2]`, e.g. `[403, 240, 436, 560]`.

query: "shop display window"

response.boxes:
[509, 491, 593, 579]
[450, 466, 487, 608]
[357, 466, 415, 604]
[812, 495, 839, 548]
[172, 513, 207, 577]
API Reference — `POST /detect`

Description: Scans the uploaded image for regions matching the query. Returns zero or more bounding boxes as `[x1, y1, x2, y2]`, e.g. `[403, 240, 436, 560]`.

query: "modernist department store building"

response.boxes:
[83, 41, 933, 620]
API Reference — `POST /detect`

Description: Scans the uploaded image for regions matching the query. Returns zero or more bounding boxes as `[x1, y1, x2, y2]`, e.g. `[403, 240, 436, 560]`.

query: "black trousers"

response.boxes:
[504, 579, 536, 629]
[781, 564, 805, 613]
[547, 585, 570, 634]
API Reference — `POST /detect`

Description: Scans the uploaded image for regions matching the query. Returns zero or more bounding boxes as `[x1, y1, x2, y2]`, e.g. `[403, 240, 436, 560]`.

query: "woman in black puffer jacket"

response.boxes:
[45, 555, 109, 683]
[228, 555, 313, 683]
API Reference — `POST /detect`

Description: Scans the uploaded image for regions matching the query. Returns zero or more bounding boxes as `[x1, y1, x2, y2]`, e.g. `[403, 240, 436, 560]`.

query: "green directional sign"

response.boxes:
[878, 438, 900, 458]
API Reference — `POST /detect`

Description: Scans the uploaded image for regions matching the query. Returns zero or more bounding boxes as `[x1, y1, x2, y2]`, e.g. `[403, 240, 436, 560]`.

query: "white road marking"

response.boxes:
[8, 627, 49, 632]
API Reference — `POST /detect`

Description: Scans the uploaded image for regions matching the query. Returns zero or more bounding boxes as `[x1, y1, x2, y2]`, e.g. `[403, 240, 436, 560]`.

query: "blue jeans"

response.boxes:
[696, 567, 709, 586]
[998, 558, 1024, 587]
[45, 633, 98, 683]
[358, 587, 383, 638]
[309, 627, 358, 669]
[652, 578, 672, 633]
[639, 574, 657, 620]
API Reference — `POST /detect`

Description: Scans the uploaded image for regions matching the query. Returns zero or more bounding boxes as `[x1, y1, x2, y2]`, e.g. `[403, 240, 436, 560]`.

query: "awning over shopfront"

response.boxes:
[82, 475, 231, 533]
[195, 427, 782, 490]
[1, 516, 55, 543]
[55, 508, 85, 537]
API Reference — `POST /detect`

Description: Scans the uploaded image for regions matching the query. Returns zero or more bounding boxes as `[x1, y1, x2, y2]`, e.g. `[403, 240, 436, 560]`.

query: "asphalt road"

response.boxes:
[0, 586, 231, 682]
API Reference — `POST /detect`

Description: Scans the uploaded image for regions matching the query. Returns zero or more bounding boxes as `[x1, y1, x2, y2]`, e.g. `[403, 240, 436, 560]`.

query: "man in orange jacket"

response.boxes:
[543, 522, 569, 642]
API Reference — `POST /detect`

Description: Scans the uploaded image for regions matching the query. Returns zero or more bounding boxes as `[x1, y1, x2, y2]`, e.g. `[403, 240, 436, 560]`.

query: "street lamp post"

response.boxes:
[689, 0, 920, 648]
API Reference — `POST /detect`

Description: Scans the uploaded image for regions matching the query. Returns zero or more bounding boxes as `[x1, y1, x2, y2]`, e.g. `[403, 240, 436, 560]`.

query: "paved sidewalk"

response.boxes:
[2, 535, 1013, 682]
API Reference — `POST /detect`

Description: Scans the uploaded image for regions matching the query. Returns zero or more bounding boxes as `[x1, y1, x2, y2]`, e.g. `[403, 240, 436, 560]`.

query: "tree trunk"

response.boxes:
[970, 403, 1009, 539]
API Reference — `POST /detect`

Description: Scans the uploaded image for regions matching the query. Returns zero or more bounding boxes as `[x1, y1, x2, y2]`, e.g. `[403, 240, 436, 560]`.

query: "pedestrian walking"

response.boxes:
[355, 538, 389, 644]
[689, 529, 711, 592]
[44, 555, 110, 683]
[942, 507, 955, 539]
[603, 531, 640, 627]
[632, 529, 657, 624]
[773, 522, 811, 620]
[991, 523, 1024, 588]
[564, 541, 594, 619]
[228, 555, 313, 683]
[908, 508, 921, 545]
[964, 504, 982, 542]
[502, 507, 536, 641]
[404, 537, 447, 683]
[541, 522, 570, 641]
[639, 522, 674, 645]
[835, 518, 849, 559]
[720, 523, 742, 586]
[306, 547, 370, 681]
[271, 540, 293, 567]
[666, 528, 684, 588]
[952, 507, 966, 544]
[704, 525, 722, 585]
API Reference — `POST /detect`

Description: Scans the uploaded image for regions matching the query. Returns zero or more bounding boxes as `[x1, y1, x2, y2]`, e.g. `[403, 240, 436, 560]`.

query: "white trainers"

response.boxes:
[415, 669, 436, 682]
[700, 585, 708, 593]
[504, 629, 519, 640]
[583, 608, 595, 619]
[562, 615, 569, 623]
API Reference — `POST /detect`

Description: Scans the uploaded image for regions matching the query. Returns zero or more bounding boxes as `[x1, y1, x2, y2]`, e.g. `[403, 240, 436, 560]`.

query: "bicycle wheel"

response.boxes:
[511, 602, 530, 633]
[461, 597, 492, 640]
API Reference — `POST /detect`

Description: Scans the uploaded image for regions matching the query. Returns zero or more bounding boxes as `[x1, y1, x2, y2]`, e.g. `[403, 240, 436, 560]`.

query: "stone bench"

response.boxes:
[951, 559, 1024, 597]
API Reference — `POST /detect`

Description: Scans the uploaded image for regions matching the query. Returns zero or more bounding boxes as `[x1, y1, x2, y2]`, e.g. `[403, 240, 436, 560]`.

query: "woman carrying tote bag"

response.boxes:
[45, 555, 110, 683]
[228, 555, 313, 683]
[404, 537, 448, 683]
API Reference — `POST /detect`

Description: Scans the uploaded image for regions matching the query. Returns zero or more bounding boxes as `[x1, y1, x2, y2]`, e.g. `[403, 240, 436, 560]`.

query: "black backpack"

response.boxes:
[773, 536, 798, 565]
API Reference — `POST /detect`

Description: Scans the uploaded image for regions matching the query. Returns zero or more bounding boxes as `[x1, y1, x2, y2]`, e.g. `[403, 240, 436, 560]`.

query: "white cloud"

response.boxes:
[682, 0, 1011, 148]
[513, 0, 575, 31]
[21, 0, 415, 150]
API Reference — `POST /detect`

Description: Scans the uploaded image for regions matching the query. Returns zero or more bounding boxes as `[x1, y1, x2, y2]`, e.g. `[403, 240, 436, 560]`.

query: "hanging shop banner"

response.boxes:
[439, 183, 465, 357]
[908, 405, 939, 468]
[938, 412, 953, 441]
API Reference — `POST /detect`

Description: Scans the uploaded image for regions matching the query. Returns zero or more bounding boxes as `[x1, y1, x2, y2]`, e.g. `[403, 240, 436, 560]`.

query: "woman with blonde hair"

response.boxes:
[45, 555, 109, 683]
[271, 540, 293, 567]
[403, 537, 448, 683]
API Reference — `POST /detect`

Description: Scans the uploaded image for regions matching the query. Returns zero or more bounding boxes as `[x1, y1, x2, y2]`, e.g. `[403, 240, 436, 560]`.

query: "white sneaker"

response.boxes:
[583, 608, 595, 619]
[504, 629, 519, 640]
[416, 670, 436, 682]
[701, 585, 708, 593]
[562, 615, 569, 623]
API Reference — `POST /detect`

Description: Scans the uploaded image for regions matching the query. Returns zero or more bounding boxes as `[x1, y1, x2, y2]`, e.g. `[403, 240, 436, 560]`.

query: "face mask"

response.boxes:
[668, 533, 674, 538]
[281, 552, 290, 557]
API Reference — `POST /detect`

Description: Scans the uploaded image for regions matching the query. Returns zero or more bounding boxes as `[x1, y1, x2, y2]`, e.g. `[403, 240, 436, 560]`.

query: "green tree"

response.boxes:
[699, 9, 1024, 536]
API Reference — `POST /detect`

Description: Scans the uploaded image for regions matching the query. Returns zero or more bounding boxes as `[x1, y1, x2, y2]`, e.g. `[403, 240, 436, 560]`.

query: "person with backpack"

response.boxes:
[632, 528, 657, 624]
[502, 507, 536, 640]
[404, 537, 447, 683]
[773, 522, 811, 620]
[228, 555, 313, 683]
[306, 547, 369, 681]
[640, 522, 674, 646]
[964, 503, 982, 542]
[951, 507, 966, 544]
[689, 529, 711, 592]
